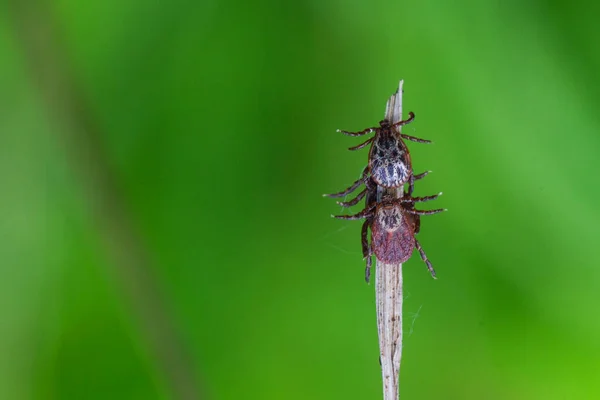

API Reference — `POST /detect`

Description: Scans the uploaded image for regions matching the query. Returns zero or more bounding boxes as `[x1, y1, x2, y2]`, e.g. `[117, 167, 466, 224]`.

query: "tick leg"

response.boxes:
[337, 188, 367, 207]
[401, 193, 442, 203]
[323, 168, 368, 198]
[365, 252, 373, 284]
[324, 176, 363, 198]
[362, 219, 373, 283]
[415, 239, 437, 279]
[364, 176, 378, 193]
[400, 134, 431, 144]
[391, 111, 415, 127]
[337, 127, 377, 137]
[407, 171, 430, 197]
[348, 137, 374, 151]
[332, 204, 375, 220]
[361, 219, 370, 257]
[413, 171, 430, 181]
[404, 208, 446, 216]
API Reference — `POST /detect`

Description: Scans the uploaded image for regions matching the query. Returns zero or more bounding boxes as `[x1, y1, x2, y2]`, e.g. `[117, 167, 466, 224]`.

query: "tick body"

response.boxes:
[368, 120, 413, 188]
[369, 195, 443, 278]
[332, 175, 444, 282]
[337, 112, 431, 190]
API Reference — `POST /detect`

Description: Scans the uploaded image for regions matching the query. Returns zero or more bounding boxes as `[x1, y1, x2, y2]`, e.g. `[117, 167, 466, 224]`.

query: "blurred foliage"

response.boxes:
[1, 0, 600, 399]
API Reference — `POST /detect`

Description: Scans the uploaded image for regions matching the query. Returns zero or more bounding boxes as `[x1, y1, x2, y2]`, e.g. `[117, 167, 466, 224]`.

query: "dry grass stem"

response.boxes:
[376, 80, 405, 400]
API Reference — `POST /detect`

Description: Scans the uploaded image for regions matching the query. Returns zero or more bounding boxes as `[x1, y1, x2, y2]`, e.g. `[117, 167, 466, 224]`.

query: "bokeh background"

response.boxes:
[2, 0, 600, 399]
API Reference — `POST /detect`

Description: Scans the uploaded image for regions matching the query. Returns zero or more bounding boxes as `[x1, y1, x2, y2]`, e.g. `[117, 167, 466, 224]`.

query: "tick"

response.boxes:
[324, 113, 431, 203]
[332, 176, 444, 282]
[339, 112, 431, 189]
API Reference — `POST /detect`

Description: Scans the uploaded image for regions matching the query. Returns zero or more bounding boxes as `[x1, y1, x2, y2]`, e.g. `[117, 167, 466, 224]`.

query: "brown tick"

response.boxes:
[333, 174, 444, 282]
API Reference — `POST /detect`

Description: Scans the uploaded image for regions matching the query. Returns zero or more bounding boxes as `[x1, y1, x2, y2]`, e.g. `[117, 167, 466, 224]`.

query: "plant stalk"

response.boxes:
[376, 80, 405, 400]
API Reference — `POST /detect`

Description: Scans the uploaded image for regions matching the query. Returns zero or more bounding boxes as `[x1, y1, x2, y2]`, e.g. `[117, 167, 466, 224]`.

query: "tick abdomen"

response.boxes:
[371, 205, 415, 264]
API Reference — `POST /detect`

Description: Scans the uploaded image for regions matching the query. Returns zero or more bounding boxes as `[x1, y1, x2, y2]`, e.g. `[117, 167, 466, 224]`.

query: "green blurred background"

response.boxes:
[2, 0, 600, 399]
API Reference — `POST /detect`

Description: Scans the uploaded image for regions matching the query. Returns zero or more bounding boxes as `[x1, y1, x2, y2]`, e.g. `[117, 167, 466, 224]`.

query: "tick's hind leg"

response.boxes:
[362, 219, 373, 283]
[365, 252, 373, 283]
[407, 171, 431, 197]
[361, 219, 370, 257]
[413, 171, 431, 181]
[415, 239, 437, 279]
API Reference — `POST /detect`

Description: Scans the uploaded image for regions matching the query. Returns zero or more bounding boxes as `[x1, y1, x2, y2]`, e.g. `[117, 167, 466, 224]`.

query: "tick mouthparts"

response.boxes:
[336, 129, 341, 133]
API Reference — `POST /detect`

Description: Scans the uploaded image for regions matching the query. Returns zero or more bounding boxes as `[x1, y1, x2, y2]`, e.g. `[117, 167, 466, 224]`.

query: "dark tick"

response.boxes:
[340, 112, 431, 189]
[324, 112, 431, 204]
